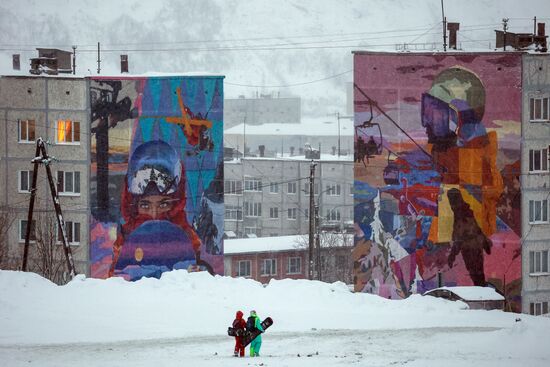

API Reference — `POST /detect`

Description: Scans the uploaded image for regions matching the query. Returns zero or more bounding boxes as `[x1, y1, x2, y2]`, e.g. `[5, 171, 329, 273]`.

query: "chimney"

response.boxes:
[290, 146, 295, 156]
[331, 146, 337, 155]
[447, 22, 460, 50]
[258, 145, 265, 157]
[12, 54, 20, 70]
[120, 55, 129, 73]
[538, 23, 546, 37]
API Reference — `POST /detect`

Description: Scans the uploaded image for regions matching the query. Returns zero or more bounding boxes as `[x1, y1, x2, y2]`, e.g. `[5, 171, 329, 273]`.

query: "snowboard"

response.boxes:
[241, 317, 273, 347]
[227, 317, 273, 347]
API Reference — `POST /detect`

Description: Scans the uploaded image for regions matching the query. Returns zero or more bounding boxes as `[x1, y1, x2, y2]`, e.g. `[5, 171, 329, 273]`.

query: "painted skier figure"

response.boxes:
[248, 310, 264, 357]
[232, 311, 246, 357]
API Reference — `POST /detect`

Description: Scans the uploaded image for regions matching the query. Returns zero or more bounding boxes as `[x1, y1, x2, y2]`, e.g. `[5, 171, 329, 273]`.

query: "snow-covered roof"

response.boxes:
[224, 154, 353, 163]
[424, 286, 505, 301]
[224, 234, 353, 254]
[224, 117, 354, 137]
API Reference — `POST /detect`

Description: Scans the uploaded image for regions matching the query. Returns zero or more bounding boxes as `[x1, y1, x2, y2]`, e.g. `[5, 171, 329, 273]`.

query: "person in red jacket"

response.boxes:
[232, 311, 246, 357]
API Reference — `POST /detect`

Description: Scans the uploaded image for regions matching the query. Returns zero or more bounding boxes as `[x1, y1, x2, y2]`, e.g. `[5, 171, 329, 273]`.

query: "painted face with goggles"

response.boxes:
[421, 68, 487, 149]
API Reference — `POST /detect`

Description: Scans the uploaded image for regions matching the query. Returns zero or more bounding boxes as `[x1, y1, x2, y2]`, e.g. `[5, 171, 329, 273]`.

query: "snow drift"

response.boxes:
[1, 270, 548, 346]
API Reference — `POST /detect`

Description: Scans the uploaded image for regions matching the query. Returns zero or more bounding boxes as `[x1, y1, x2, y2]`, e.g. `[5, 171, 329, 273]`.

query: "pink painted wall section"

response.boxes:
[353, 52, 522, 311]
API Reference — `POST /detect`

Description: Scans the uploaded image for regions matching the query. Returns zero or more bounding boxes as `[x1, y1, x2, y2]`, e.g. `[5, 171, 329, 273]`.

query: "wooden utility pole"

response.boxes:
[21, 138, 77, 278]
[308, 160, 317, 280]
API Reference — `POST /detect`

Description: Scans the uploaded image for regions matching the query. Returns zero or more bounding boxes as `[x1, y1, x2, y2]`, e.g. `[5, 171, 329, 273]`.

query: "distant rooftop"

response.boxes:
[225, 117, 353, 137]
[224, 234, 353, 255]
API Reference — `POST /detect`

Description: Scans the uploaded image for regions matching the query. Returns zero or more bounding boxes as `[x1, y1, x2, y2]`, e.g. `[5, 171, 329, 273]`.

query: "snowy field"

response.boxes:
[1, 270, 549, 366]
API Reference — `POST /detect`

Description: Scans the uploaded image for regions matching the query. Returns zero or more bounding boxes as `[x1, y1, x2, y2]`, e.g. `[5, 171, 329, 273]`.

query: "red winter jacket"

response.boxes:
[233, 311, 246, 331]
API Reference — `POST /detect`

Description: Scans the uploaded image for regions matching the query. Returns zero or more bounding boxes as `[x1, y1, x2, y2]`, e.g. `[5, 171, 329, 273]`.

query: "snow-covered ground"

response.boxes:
[0, 270, 549, 366]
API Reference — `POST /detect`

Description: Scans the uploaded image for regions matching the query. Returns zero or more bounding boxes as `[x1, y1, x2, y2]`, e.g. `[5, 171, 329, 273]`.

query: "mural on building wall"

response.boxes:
[353, 53, 522, 311]
[90, 76, 224, 280]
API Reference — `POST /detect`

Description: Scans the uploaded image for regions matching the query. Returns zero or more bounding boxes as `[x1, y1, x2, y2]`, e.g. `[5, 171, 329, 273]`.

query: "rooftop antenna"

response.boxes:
[441, 0, 447, 51]
[72, 45, 76, 75]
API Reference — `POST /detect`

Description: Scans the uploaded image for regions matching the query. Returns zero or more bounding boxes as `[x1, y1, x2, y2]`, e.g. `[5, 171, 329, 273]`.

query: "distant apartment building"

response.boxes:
[224, 94, 301, 129]
[223, 154, 354, 239]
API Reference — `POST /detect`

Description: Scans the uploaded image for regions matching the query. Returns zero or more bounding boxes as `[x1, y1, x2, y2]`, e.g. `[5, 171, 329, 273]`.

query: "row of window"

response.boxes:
[224, 180, 353, 196]
[529, 199, 548, 224]
[19, 219, 81, 245]
[18, 119, 81, 144]
[529, 148, 549, 172]
[19, 170, 81, 195]
[236, 257, 302, 277]
[529, 250, 549, 274]
[225, 204, 343, 221]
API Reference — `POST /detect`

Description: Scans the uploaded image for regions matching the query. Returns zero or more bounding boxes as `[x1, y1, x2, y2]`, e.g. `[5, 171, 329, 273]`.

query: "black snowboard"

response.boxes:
[241, 317, 273, 347]
[227, 317, 273, 347]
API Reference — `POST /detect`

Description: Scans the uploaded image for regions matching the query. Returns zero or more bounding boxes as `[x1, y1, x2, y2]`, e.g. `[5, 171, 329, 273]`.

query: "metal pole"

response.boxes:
[337, 112, 341, 157]
[308, 160, 317, 280]
[503, 18, 509, 51]
[21, 139, 42, 271]
[72, 45, 76, 75]
[97, 42, 101, 74]
[441, 0, 447, 51]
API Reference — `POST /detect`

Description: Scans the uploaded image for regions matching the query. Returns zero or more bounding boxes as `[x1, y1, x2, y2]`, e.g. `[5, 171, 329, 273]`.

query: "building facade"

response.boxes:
[223, 155, 354, 239]
[0, 75, 90, 278]
[522, 54, 550, 316]
[0, 74, 225, 281]
[353, 51, 524, 312]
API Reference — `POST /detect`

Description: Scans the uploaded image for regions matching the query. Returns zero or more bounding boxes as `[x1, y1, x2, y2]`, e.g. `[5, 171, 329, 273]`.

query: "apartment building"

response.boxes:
[0, 75, 90, 276]
[223, 154, 354, 239]
[522, 54, 550, 316]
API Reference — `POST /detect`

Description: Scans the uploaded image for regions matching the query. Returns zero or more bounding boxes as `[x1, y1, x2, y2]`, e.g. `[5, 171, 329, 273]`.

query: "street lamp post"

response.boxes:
[328, 112, 353, 157]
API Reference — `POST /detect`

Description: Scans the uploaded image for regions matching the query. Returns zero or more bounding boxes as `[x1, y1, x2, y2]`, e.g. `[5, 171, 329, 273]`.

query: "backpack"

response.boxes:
[246, 316, 257, 331]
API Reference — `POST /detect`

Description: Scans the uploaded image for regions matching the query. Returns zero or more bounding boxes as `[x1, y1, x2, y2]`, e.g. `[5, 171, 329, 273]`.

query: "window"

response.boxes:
[529, 148, 548, 172]
[236, 260, 251, 277]
[530, 302, 549, 316]
[269, 207, 279, 219]
[225, 205, 243, 221]
[305, 183, 320, 195]
[18, 170, 34, 193]
[244, 202, 262, 217]
[326, 208, 341, 222]
[304, 208, 309, 220]
[269, 183, 279, 194]
[57, 171, 81, 195]
[287, 208, 297, 220]
[529, 199, 548, 224]
[224, 180, 242, 195]
[287, 257, 302, 274]
[326, 183, 341, 196]
[269, 233, 279, 237]
[57, 221, 81, 245]
[349, 184, 354, 196]
[56, 120, 80, 143]
[530, 97, 550, 122]
[244, 179, 262, 192]
[287, 182, 297, 194]
[529, 250, 549, 274]
[18, 119, 36, 142]
[19, 220, 36, 242]
[244, 227, 258, 237]
[261, 258, 277, 276]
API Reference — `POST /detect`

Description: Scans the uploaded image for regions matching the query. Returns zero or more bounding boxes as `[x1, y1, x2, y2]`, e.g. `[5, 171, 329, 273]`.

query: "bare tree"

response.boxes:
[29, 212, 78, 284]
[0, 206, 17, 270]
[296, 231, 354, 284]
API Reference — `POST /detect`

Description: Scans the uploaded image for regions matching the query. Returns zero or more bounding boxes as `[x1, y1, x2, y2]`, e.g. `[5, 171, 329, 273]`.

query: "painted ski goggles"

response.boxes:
[421, 93, 478, 139]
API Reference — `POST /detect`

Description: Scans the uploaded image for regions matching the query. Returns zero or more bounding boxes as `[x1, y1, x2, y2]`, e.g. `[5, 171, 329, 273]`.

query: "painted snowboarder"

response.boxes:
[247, 310, 264, 357]
[232, 311, 246, 357]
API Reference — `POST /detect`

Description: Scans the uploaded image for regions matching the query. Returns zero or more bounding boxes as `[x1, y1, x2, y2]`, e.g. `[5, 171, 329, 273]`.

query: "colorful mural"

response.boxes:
[90, 76, 224, 280]
[353, 53, 522, 311]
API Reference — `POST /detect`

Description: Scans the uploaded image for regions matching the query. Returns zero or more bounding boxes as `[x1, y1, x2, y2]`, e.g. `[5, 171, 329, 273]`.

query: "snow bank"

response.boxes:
[0, 270, 548, 346]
